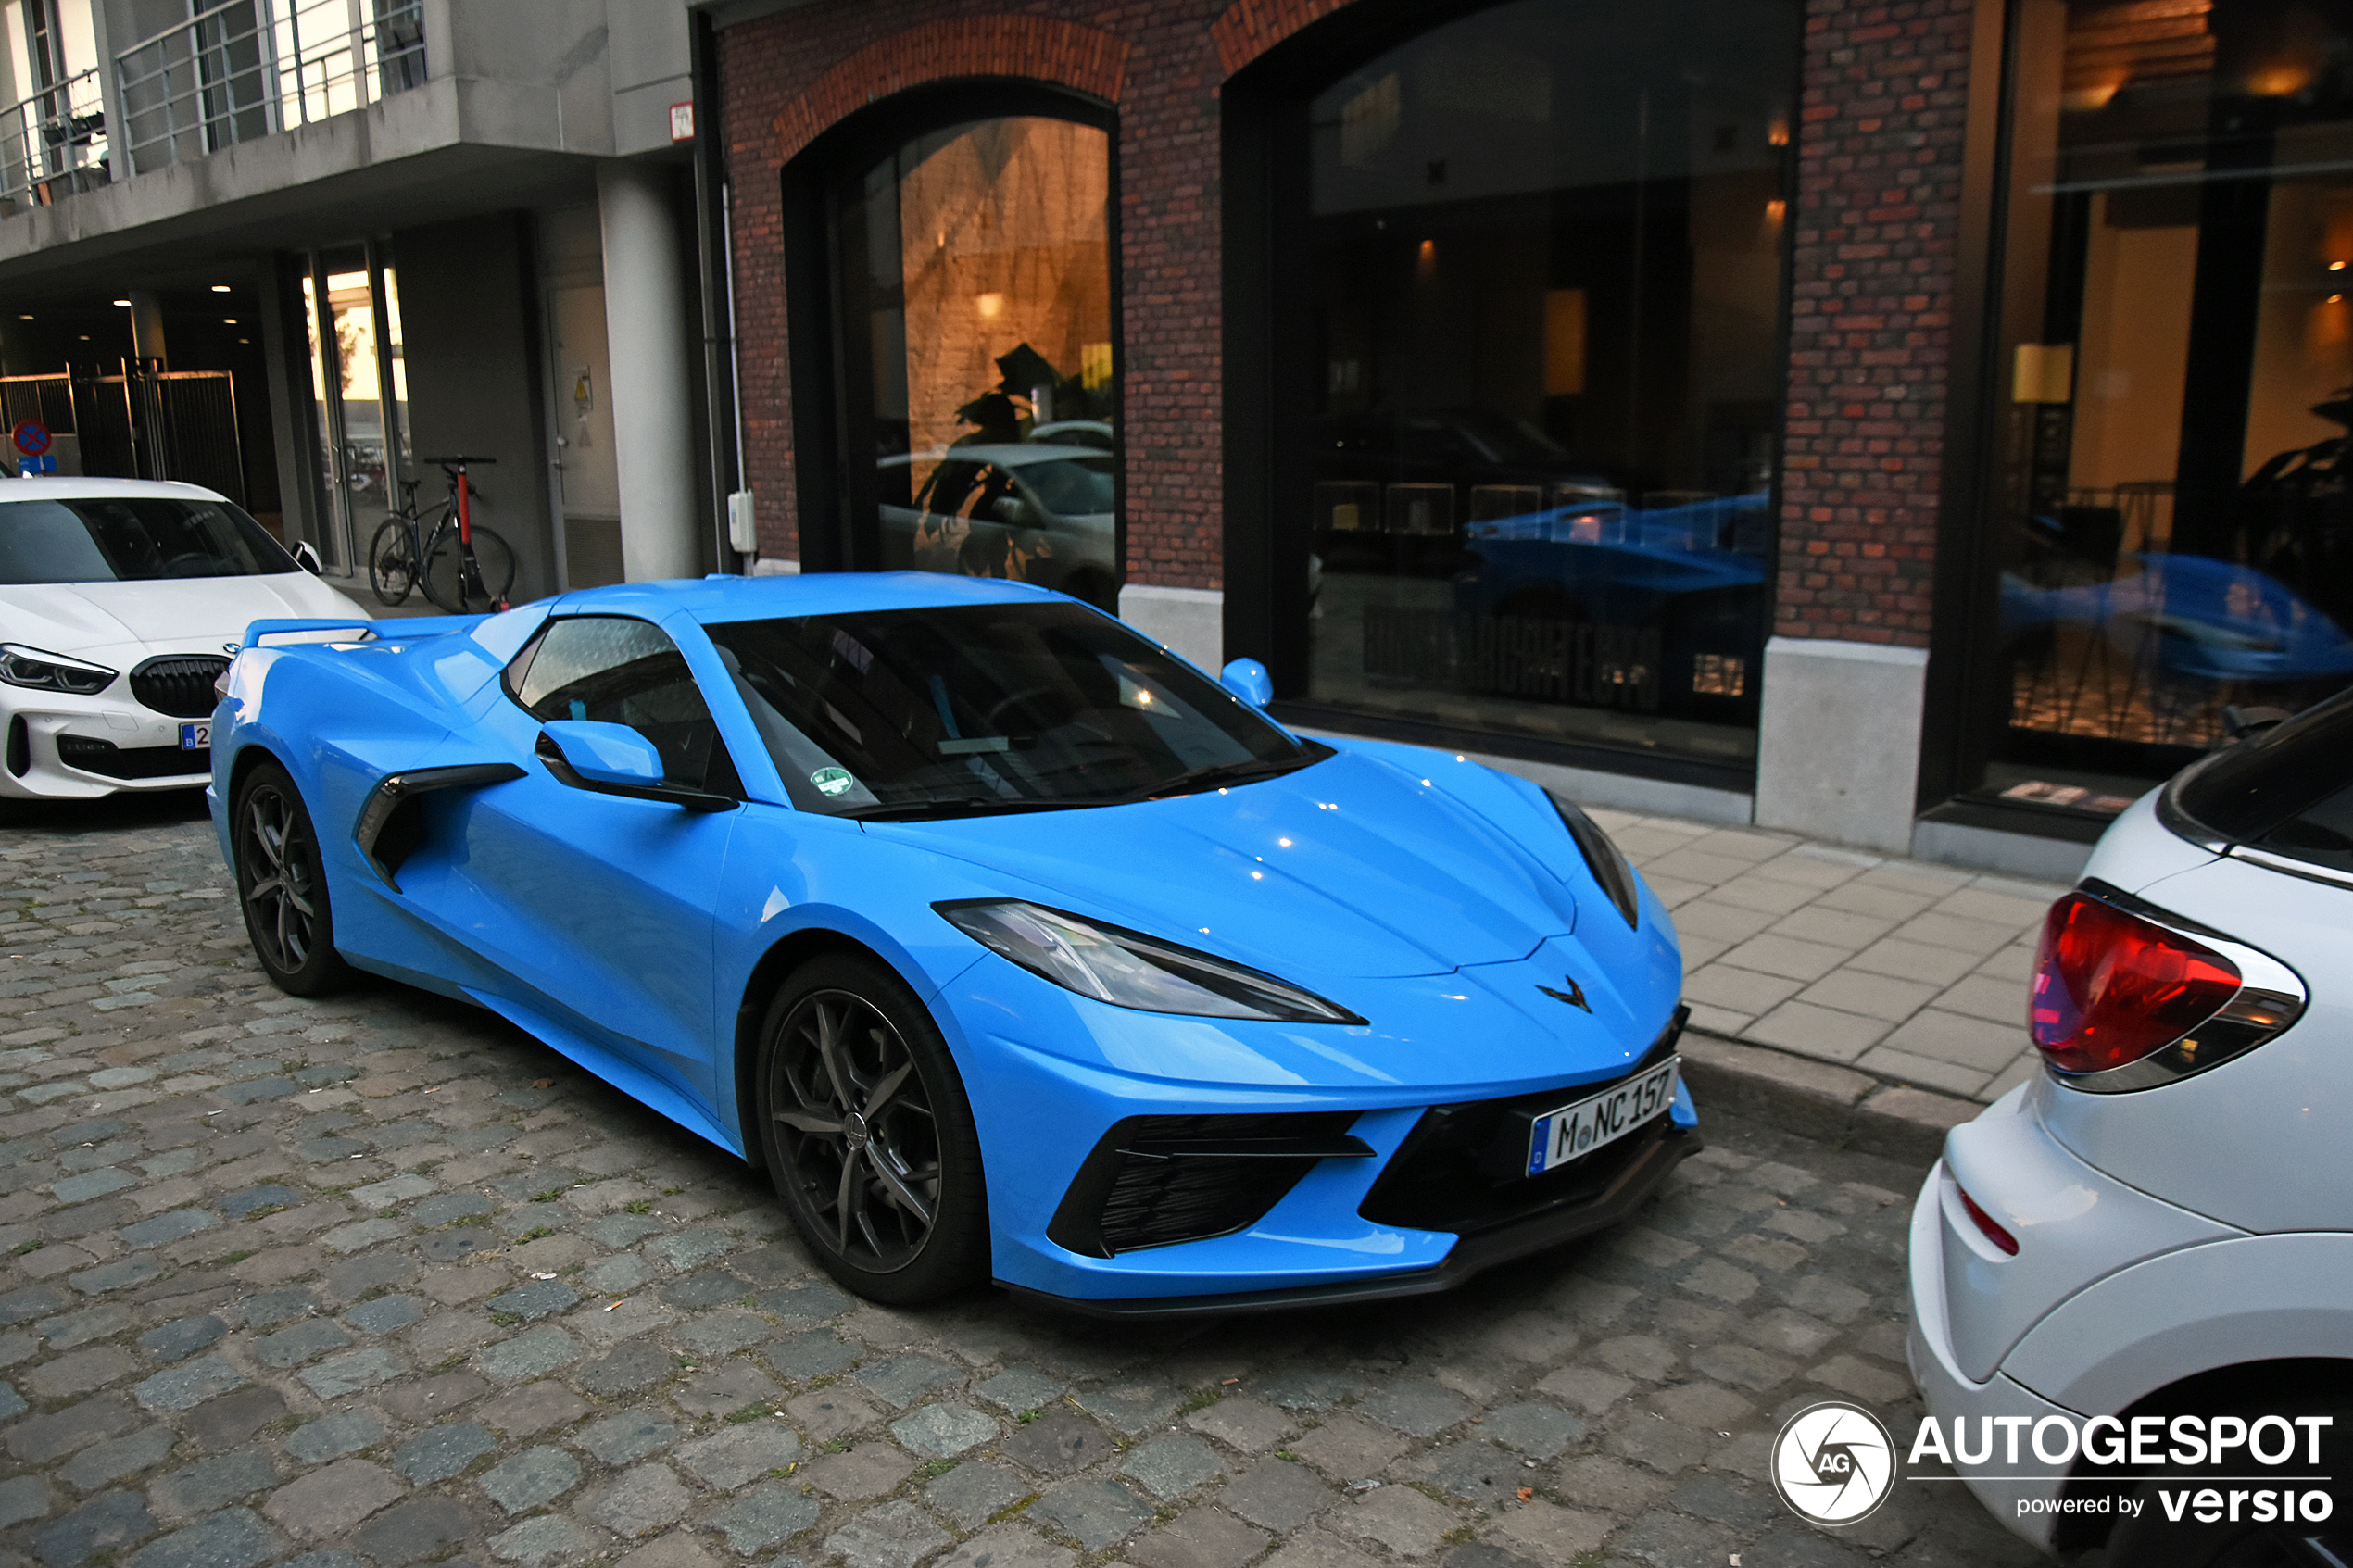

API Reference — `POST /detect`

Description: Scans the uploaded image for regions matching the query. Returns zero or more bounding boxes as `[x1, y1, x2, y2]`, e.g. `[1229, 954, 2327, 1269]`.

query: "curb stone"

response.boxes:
[1680, 1031, 1980, 1163]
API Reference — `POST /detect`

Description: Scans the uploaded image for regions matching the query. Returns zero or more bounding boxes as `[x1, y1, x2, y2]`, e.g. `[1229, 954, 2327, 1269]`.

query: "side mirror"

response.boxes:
[535, 721, 736, 812]
[293, 540, 324, 574]
[1220, 658, 1274, 709]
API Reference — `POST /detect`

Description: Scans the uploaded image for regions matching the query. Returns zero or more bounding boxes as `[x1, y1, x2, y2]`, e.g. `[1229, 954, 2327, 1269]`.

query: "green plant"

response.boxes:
[725, 1405, 768, 1424]
[824, 1436, 853, 1453]
[517, 1225, 555, 1241]
[489, 1311, 521, 1327]
[1015, 1409, 1041, 1424]
[530, 1188, 563, 1203]
[624, 1200, 653, 1215]
[9, 1239, 41, 1255]
[220, 1250, 254, 1265]
[922, 1458, 958, 1478]
[1176, 1387, 1221, 1416]
[987, 1494, 1038, 1525]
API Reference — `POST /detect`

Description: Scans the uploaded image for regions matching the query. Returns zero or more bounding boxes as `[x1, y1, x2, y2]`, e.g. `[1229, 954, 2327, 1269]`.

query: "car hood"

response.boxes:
[0, 573, 368, 657]
[872, 749, 1582, 980]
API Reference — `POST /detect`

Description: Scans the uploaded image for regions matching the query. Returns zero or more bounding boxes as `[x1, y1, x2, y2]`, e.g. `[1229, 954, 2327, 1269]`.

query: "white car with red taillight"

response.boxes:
[1907, 691, 2353, 1566]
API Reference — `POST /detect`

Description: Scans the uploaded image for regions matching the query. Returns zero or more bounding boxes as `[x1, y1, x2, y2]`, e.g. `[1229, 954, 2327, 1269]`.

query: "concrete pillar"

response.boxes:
[1752, 636, 1931, 854]
[128, 290, 167, 366]
[596, 159, 699, 583]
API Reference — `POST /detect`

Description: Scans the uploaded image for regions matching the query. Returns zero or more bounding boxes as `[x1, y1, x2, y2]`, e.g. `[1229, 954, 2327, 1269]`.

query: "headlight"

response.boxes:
[0, 644, 118, 696]
[935, 899, 1362, 1023]
[1548, 791, 1640, 927]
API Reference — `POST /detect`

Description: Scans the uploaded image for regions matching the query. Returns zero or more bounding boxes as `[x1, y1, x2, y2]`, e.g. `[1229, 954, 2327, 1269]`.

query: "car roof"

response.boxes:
[0, 476, 228, 502]
[548, 569, 1068, 624]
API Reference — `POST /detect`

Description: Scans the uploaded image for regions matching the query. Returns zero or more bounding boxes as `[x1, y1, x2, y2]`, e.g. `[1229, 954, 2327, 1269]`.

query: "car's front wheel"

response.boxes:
[753, 952, 987, 1304]
[232, 760, 352, 997]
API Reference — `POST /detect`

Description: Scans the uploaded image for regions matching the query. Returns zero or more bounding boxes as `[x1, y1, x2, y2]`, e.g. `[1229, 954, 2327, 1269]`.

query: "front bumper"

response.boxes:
[0, 689, 212, 799]
[984, 1005, 1700, 1312]
[1012, 1110, 1698, 1318]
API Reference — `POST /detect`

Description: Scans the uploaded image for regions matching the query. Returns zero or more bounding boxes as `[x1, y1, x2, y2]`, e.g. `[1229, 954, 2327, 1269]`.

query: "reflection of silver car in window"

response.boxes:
[878, 444, 1117, 608]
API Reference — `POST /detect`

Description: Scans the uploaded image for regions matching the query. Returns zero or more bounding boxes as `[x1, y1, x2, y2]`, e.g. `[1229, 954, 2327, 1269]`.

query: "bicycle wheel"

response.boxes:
[367, 517, 417, 606]
[422, 521, 517, 613]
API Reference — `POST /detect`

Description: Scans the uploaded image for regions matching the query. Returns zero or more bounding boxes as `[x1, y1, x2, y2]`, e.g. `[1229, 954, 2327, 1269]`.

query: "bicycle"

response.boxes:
[367, 455, 516, 613]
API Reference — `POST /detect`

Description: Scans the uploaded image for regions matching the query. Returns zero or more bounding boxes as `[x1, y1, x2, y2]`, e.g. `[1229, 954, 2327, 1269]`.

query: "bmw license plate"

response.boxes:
[1525, 1058, 1680, 1176]
[179, 722, 209, 750]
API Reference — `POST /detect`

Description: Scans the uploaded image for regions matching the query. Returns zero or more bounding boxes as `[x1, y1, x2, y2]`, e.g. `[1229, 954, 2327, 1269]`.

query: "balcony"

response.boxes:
[0, 0, 425, 213]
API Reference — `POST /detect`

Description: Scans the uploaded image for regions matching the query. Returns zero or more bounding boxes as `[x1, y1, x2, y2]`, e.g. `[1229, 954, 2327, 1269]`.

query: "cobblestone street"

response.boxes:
[0, 797, 2040, 1568]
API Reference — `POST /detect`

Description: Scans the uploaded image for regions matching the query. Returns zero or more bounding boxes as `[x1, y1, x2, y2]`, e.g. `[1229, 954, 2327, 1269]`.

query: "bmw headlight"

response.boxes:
[0, 645, 118, 696]
[935, 899, 1362, 1023]
[1548, 791, 1640, 927]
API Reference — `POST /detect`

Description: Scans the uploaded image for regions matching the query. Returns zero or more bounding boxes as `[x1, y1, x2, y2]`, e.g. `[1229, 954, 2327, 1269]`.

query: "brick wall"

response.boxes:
[1775, 0, 1976, 647]
[720, 0, 1981, 620]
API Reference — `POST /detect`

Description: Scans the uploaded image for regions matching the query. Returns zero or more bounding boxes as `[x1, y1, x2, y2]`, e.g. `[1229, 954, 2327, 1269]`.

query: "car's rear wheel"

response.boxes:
[232, 761, 351, 997]
[754, 952, 987, 1304]
[2104, 1391, 2353, 1568]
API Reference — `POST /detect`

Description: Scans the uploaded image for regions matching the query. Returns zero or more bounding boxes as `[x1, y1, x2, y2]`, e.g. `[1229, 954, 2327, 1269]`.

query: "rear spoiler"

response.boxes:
[240, 615, 482, 649]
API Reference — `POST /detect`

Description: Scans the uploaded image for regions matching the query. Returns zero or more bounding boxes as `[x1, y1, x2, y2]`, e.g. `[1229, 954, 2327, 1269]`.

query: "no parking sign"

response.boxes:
[10, 420, 54, 475]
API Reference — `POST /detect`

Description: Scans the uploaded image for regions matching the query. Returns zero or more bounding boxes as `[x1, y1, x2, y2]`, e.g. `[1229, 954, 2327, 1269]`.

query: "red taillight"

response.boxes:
[2029, 892, 2242, 1075]
[1956, 1184, 2019, 1255]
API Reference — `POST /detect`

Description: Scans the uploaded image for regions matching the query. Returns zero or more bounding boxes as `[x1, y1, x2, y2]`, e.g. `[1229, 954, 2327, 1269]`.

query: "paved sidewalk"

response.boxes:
[1576, 804, 2070, 1153]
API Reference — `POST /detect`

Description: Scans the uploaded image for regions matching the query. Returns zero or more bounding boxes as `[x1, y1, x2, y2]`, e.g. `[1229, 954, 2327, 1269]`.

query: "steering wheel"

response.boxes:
[981, 685, 1063, 732]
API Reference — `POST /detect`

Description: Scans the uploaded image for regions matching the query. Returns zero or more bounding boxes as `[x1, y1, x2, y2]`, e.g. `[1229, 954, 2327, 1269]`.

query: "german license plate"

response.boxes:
[179, 722, 209, 750]
[1525, 1058, 1680, 1176]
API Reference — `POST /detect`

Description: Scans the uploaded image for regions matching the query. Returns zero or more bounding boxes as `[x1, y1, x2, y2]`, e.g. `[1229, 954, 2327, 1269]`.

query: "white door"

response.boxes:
[550, 284, 623, 584]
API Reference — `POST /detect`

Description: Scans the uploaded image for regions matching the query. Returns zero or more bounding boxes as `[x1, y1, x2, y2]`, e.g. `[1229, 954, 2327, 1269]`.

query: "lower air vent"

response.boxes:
[1048, 1112, 1372, 1257]
[55, 734, 208, 780]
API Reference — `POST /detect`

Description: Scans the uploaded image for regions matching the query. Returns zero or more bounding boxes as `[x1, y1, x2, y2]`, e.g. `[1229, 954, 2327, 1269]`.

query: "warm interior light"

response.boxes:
[210, 284, 231, 293]
[1768, 119, 1789, 147]
[2330, 260, 2346, 270]
[223, 318, 237, 325]
[111, 298, 130, 307]
[975, 293, 1003, 320]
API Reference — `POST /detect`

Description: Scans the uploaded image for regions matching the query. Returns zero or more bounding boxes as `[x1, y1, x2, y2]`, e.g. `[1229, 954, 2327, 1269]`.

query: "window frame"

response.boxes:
[778, 80, 1125, 603]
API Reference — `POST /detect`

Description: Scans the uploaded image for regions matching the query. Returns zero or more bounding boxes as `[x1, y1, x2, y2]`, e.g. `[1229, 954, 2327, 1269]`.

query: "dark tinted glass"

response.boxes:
[704, 601, 1314, 816]
[0, 497, 297, 583]
[509, 616, 743, 797]
[2172, 688, 2353, 860]
[1293, 0, 1795, 767]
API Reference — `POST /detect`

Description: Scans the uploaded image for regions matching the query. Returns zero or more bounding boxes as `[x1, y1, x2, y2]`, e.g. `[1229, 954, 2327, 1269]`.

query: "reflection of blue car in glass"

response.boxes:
[1446, 492, 1769, 711]
[1999, 552, 2353, 684]
[212, 575, 1697, 1315]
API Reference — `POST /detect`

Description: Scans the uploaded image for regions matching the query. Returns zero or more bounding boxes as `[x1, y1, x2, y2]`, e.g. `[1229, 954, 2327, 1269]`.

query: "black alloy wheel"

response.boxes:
[754, 953, 986, 1303]
[232, 761, 351, 997]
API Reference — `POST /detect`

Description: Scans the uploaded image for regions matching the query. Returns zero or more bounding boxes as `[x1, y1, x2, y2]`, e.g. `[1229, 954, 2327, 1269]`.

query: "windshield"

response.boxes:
[0, 496, 298, 584]
[1018, 457, 1114, 516]
[704, 601, 1317, 817]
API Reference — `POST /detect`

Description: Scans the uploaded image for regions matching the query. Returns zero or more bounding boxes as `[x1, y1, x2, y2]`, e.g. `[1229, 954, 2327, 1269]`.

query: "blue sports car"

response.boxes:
[209, 573, 1696, 1314]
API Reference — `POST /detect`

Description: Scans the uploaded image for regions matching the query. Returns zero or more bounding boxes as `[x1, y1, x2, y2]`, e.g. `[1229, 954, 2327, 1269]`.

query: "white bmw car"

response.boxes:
[1908, 692, 2352, 1565]
[0, 478, 369, 804]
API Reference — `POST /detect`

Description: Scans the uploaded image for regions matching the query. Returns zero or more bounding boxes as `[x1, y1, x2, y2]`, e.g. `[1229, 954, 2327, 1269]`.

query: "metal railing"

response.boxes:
[0, 65, 108, 210]
[116, 0, 424, 178]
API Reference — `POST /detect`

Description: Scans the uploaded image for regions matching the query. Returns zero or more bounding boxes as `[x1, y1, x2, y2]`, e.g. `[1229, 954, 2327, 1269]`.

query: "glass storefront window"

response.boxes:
[827, 115, 1119, 609]
[1976, 0, 2353, 819]
[1291, 0, 1796, 770]
[299, 249, 405, 572]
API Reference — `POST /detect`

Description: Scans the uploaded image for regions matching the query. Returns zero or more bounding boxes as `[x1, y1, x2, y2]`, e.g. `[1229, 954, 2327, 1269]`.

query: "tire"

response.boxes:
[422, 521, 517, 613]
[2104, 1390, 2353, 1568]
[753, 952, 988, 1304]
[231, 760, 351, 997]
[368, 518, 416, 606]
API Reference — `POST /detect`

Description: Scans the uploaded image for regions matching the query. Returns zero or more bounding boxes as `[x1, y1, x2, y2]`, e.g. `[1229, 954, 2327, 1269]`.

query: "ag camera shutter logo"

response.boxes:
[1772, 1400, 1898, 1525]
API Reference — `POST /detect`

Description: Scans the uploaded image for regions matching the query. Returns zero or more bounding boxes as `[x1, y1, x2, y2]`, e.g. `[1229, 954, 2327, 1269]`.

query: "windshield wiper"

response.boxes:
[1110, 754, 1316, 805]
[838, 797, 1075, 822]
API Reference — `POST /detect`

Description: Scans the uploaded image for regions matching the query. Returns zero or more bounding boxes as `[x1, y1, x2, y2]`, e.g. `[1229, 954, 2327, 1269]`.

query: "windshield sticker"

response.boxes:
[811, 766, 857, 797]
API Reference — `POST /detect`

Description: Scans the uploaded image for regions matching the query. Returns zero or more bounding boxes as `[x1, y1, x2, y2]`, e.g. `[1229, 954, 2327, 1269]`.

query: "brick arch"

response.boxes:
[1211, 0, 1361, 77]
[772, 16, 1131, 166]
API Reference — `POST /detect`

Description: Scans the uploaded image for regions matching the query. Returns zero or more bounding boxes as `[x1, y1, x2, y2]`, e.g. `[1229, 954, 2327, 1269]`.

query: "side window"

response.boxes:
[506, 617, 743, 797]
